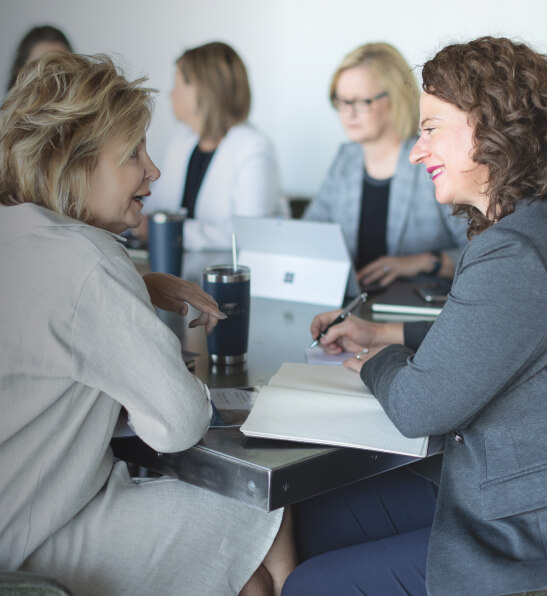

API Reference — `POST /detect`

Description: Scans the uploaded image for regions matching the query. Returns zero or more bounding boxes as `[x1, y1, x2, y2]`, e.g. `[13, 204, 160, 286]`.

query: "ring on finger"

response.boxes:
[382, 265, 390, 273]
[355, 347, 369, 360]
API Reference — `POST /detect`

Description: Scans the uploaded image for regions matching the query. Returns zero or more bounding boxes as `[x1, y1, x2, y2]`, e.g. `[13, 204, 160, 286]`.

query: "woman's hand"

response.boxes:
[142, 273, 226, 334]
[343, 345, 386, 373]
[357, 252, 453, 286]
[310, 310, 400, 353]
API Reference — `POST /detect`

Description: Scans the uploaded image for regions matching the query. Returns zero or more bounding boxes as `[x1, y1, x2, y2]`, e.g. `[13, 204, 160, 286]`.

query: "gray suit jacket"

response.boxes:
[362, 199, 547, 595]
[304, 138, 468, 265]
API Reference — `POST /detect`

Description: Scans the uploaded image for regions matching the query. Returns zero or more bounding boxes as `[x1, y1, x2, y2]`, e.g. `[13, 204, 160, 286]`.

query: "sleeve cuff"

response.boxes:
[403, 321, 434, 351]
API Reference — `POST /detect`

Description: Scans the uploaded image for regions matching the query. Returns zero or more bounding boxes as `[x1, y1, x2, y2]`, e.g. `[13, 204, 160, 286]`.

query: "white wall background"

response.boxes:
[1, 0, 545, 198]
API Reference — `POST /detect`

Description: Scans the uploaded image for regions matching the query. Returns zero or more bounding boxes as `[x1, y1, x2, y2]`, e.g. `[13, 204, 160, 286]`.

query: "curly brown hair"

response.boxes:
[421, 36, 547, 237]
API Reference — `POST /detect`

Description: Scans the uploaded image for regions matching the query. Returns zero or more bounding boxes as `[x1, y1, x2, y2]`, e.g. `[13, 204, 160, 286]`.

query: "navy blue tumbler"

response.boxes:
[148, 210, 186, 276]
[203, 265, 250, 364]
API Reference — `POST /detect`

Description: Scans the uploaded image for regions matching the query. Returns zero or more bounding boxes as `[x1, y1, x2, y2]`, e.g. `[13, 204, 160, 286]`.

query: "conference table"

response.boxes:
[111, 249, 444, 511]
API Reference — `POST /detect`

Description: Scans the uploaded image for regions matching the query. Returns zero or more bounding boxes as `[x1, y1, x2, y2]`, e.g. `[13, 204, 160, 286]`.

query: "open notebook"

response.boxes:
[240, 363, 429, 457]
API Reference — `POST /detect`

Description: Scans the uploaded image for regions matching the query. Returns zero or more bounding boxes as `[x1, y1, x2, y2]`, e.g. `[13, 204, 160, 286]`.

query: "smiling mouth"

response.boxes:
[427, 166, 445, 181]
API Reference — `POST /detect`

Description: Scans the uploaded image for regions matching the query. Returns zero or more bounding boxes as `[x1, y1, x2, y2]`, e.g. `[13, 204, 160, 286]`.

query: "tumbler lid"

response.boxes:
[203, 264, 250, 283]
[150, 208, 187, 223]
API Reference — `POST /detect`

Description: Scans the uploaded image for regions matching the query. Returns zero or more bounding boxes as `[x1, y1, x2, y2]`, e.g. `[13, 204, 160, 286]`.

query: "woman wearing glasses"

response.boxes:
[304, 42, 468, 287]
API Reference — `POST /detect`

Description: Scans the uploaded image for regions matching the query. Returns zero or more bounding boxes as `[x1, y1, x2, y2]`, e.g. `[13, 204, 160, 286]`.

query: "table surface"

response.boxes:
[113, 250, 442, 511]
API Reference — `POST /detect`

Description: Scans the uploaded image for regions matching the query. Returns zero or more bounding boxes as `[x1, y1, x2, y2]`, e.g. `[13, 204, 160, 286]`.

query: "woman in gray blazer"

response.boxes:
[304, 43, 468, 288]
[285, 37, 547, 595]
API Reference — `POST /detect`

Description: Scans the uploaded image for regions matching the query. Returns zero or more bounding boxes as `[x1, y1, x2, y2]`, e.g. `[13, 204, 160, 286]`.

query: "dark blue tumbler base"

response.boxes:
[203, 265, 250, 364]
[148, 211, 185, 276]
[209, 353, 246, 365]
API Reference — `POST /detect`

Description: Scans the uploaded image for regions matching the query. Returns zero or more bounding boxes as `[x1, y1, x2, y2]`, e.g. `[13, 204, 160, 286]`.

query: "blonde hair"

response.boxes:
[177, 41, 251, 142]
[330, 42, 419, 141]
[0, 53, 155, 222]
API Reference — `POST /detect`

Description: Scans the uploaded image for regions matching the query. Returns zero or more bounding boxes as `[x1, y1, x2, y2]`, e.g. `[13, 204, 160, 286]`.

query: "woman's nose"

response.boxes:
[146, 155, 161, 182]
[409, 136, 429, 164]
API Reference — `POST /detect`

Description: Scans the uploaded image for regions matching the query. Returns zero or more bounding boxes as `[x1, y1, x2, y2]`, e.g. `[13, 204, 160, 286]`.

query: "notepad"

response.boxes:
[305, 347, 354, 365]
[370, 283, 443, 317]
[240, 363, 429, 457]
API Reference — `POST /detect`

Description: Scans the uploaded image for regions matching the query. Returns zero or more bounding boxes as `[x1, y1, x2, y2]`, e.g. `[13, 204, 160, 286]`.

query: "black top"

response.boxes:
[355, 170, 391, 269]
[181, 144, 216, 218]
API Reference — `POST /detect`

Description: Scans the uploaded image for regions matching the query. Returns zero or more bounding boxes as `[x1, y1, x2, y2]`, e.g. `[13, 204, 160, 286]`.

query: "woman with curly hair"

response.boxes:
[283, 36, 546, 595]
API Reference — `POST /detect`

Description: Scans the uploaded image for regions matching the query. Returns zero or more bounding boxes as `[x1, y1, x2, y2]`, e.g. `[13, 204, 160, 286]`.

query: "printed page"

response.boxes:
[210, 388, 258, 410]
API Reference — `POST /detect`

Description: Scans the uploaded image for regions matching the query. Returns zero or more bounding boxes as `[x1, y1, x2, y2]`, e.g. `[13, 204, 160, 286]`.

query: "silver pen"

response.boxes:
[309, 292, 368, 348]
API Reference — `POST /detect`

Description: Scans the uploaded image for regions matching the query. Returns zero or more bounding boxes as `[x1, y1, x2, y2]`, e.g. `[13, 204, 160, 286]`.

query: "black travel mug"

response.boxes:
[148, 210, 186, 276]
[203, 265, 251, 364]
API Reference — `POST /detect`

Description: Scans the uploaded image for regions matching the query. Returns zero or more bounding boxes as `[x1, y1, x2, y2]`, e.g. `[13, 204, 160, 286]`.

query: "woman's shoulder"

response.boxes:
[1, 204, 138, 293]
[326, 142, 363, 178]
[13, 203, 130, 262]
[224, 123, 274, 152]
[465, 198, 547, 261]
[165, 124, 199, 153]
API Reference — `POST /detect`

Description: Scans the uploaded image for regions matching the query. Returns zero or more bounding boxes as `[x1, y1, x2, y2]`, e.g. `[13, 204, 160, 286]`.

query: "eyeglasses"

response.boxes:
[332, 91, 388, 113]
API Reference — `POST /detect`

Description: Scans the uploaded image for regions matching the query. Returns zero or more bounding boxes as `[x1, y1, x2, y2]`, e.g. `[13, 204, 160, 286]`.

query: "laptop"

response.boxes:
[233, 216, 351, 306]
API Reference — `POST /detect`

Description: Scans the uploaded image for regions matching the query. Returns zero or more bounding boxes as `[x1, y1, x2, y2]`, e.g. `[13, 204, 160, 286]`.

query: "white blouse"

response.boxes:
[144, 122, 286, 250]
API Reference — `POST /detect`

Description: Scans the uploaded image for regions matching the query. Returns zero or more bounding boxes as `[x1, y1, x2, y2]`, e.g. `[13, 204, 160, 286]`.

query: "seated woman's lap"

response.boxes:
[282, 525, 432, 596]
[284, 466, 437, 596]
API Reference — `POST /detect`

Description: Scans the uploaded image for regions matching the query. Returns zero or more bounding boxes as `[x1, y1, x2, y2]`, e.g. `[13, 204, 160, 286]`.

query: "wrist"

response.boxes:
[374, 322, 404, 347]
[428, 251, 443, 276]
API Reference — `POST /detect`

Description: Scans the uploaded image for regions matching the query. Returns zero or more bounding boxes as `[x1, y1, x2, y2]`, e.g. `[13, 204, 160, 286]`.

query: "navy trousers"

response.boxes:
[282, 467, 438, 596]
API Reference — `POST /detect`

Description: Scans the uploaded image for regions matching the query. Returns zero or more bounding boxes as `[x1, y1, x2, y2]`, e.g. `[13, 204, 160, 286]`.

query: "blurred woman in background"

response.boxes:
[142, 41, 285, 250]
[7, 24, 73, 91]
[304, 42, 468, 288]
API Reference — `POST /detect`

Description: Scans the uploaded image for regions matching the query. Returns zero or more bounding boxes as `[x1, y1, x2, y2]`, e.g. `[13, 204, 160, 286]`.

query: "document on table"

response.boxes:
[305, 346, 353, 365]
[209, 387, 258, 410]
[111, 388, 258, 437]
[240, 363, 429, 457]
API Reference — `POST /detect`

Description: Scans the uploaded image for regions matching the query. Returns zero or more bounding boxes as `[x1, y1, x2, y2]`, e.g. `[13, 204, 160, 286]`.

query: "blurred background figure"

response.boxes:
[7, 24, 73, 91]
[142, 41, 286, 251]
[304, 42, 468, 288]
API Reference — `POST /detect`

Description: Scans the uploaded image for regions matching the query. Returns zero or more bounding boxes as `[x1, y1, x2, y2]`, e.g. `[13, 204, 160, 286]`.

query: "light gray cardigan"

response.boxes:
[362, 199, 547, 595]
[304, 138, 469, 265]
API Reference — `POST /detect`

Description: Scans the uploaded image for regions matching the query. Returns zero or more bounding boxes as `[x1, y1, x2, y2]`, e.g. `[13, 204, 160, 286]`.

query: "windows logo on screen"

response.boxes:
[283, 272, 295, 284]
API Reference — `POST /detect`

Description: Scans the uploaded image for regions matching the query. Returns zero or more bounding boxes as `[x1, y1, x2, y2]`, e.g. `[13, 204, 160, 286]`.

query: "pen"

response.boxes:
[309, 292, 368, 348]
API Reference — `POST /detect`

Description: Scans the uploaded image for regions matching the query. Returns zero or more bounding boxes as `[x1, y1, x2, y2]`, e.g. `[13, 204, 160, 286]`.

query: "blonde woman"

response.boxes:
[304, 42, 468, 287]
[0, 53, 295, 596]
[143, 41, 285, 250]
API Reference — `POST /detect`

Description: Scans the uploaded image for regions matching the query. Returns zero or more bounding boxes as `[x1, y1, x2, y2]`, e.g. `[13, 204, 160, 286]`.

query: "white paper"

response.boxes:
[241, 363, 429, 457]
[210, 388, 257, 411]
[305, 347, 354, 365]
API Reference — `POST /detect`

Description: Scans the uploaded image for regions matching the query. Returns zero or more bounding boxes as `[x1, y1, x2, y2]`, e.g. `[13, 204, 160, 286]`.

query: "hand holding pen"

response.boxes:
[309, 292, 368, 348]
